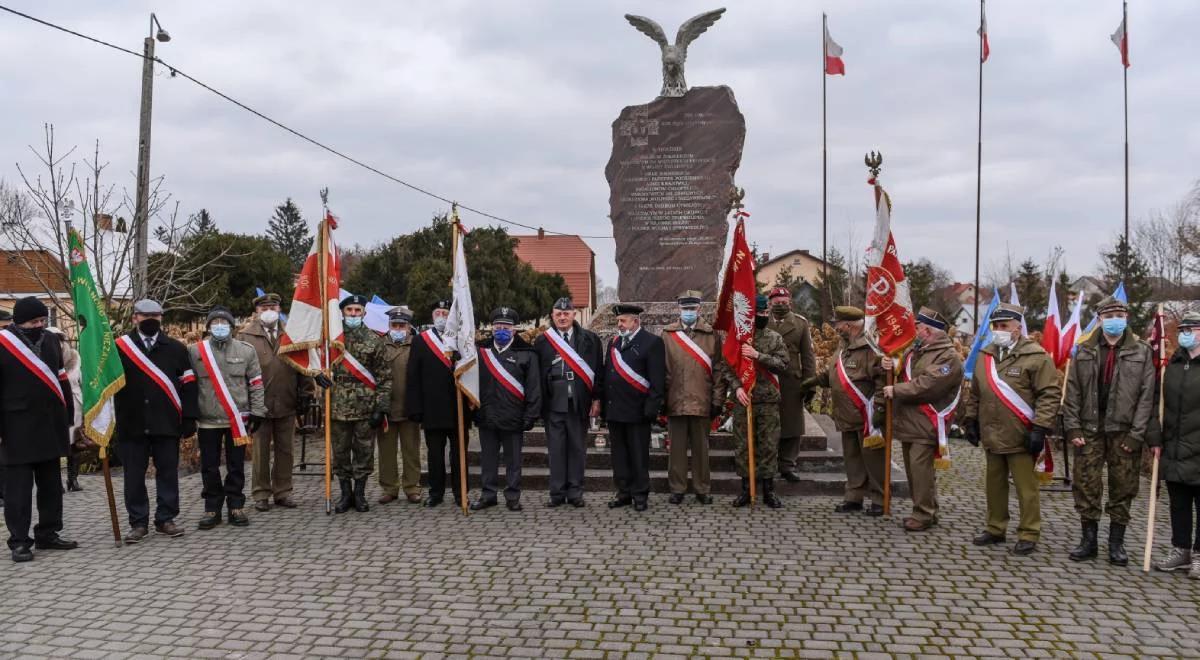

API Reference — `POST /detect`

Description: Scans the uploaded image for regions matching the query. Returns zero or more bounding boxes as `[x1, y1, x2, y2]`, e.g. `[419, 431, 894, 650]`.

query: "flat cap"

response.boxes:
[133, 299, 164, 315]
[989, 302, 1024, 323]
[833, 306, 865, 322]
[553, 297, 575, 311]
[491, 306, 519, 325]
[432, 299, 451, 312]
[253, 292, 282, 307]
[1095, 295, 1128, 315]
[387, 306, 413, 323]
[339, 294, 368, 309]
[1178, 312, 1200, 329]
[677, 290, 703, 305]
[612, 303, 644, 316]
[755, 294, 769, 311]
[916, 306, 947, 330]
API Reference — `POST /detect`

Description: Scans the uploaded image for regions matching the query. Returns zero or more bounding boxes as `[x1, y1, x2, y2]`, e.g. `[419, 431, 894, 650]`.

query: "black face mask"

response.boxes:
[19, 326, 44, 343]
[138, 319, 161, 337]
[754, 315, 769, 330]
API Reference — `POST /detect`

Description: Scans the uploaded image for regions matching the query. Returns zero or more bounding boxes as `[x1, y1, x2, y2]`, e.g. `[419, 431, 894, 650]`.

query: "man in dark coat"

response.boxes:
[0, 307, 9, 509]
[0, 297, 78, 562]
[113, 299, 199, 543]
[603, 304, 666, 512]
[471, 307, 541, 511]
[406, 300, 464, 507]
[533, 297, 603, 508]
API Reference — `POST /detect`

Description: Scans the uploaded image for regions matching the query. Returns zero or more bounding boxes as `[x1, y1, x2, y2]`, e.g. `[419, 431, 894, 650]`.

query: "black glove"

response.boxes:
[370, 411, 388, 429]
[314, 374, 333, 389]
[871, 407, 885, 432]
[709, 404, 723, 419]
[523, 419, 537, 431]
[1026, 425, 1049, 457]
[247, 414, 265, 434]
[964, 419, 980, 447]
[180, 418, 197, 438]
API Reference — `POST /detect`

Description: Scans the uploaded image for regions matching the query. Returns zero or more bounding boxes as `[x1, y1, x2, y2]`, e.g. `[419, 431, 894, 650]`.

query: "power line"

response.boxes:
[0, 4, 613, 240]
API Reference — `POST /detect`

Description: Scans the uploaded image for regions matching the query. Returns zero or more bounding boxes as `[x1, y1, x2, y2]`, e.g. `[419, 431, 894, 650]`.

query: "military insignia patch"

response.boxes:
[1006, 368, 1021, 377]
[939, 365, 951, 375]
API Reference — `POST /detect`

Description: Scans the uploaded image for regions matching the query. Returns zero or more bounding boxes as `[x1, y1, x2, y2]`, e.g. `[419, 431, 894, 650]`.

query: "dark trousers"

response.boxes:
[198, 428, 246, 513]
[4, 460, 63, 550]
[480, 428, 523, 503]
[609, 421, 651, 503]
[1167, 481, 1200, 551]
[545, 411, 587, 501]
[118, 433, 180, 528]
[425, 428, 462, 502]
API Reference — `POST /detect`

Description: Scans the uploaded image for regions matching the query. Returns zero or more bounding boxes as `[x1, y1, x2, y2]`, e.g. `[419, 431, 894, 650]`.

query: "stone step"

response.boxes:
[521, 428, 826, 452]
[463, 441, 843, 473]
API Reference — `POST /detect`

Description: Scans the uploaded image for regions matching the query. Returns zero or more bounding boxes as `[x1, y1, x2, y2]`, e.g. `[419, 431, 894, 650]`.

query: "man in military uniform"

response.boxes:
[0, 298, 78, 562]
[406, 300, 464, 507]
[964, 303, 1060, 555]
[802, 306, 886, 515]
[766, 286, 816, 483]
[329, 295, 392, 513]
[721, 294, 790, 508]
[663, 290, 724, 504]
[534, 298, 603, 508]
[377, 307, 423, 504]
[1062, 296, 1155, 564]
[472, 307, 541, 511]
[881, 307, 964, 532]
[604, 304, 666, 512]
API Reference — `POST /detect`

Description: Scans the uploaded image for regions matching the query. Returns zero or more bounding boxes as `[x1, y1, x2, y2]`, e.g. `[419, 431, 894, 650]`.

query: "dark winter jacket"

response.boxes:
[0, 328, 74, 465]
[474, 336, 542, 432]
[114, 331, 199, 440]
[603, 328, 666, 424]
[1156, 347, 1200, 486]
[405, 328, 461, 431]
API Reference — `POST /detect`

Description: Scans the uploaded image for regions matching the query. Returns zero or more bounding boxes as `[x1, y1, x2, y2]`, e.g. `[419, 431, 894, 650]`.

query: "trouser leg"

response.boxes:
[271, 417, 295, 499]
[609, 422, 631, 498]
[564, 414, 587, 500]
[778, 435, 800, 474]
[666, 417, 691, 494]
[1008, 451, 1042, 542]
[546, 413, 568, 500]
[502, 431, 522, 503]
[1072, 435, 1104, 522]
[904, 442, 938, 524]
[31, 459, 63, 543]
[984, 450, 1010, 536]
[843, 430, 868, 504]
[378, 424, 400, 497]
[479, 427, 500, 502]
[425, 430, 448, 497]
[350, 420, 375, 480]
[251, 422, 274, 502]
[1167, 481, 1198, 550]
[331, 420, 354, 481]
[223, 432, 246, 511]
[627, 423, 651, 503]
[398, 421, 422, 497]
[119, 434, 152, 528]
[4, 464, 33, 549]
[754, 406, 780, 479]
[1103, 433, 1142, 526]
[198, 428, 226, 513]
[688, 416, 711, 495]
[149, 434, 180, 526]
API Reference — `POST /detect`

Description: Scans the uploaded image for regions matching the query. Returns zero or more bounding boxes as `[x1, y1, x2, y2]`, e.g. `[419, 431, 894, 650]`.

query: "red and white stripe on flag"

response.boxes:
[1111, 16, 1129, 68]
[116, 335, 182, 414]
[667, 330, 712, 376]
[197, 340, 250, 441]
[480, 348, 524, 400]
[279, 212, 344, 375]
[824, 21, 845, 75]
[978, 3, 990, 62]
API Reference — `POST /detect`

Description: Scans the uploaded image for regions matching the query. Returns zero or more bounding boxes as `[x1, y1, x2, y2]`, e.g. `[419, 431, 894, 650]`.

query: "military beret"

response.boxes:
[133, 298, 164, 315]
[1178, 312, 1200, 329]
[677, 290, 702, 306]
[1095, 296, 1128, 315]
[553, 297, 574, 311]
[768, 286, 791, 299]
[833, 306, 865, 322]
[612, 303, 644, 316]
[0, 309, 10, 322]
[339, 294, 368, 309]
[387, 306, 413, 323]
[253, 292, 282, 307]
[989, 302, 1024, 324]
[432, 299, 451, 313]
[491, 306, 518, 325]
[755, 294, 769, 311]
[916, 306, 947, 330]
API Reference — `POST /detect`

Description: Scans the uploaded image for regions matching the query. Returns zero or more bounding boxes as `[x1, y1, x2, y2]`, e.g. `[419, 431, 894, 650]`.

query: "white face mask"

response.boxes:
[433, 316, 447, 332]
[990, 330, 1014, 348]
[259, 310, 279, 326]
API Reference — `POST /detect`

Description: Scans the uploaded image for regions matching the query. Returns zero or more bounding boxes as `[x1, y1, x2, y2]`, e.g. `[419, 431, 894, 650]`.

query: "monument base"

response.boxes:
[588, 302, 720, 339]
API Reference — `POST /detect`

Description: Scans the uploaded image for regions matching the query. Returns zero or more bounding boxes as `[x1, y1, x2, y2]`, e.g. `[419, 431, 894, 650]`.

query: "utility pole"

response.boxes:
[132, 13, 170, 301]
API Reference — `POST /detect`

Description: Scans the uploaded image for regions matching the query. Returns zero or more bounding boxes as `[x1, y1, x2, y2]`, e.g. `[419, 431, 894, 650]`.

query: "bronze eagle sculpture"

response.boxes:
[624, 8, 726, 98]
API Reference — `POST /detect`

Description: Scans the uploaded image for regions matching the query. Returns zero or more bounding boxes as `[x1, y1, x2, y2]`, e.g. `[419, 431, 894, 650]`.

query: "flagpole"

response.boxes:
[973, 0, 985, 336]
[1143, 303, 1164, 571]
[821, 12, 829, 315]
[1121, 0, 1130, 259]
[451, 206, 469, 516]
[319, 207, 333, 515]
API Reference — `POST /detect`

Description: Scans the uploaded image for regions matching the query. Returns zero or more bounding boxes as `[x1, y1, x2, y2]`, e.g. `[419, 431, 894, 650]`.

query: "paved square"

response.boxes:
[1, 440, 1197, 658]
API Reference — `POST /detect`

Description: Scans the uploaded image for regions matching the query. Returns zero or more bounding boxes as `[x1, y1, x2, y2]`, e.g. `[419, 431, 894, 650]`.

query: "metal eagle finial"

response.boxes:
[624, 8, 726, 98]
[865, 152, 883, 178]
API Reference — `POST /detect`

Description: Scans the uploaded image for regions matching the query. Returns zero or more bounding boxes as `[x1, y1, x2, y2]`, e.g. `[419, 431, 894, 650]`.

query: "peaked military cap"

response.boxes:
[833, 306, 865, 322]
[553, 297, 575, 311]
[916, 306, 947, 330]
[432, 299, 451, 313]
[677, 290, 703, 306]
[612, 303, 644, 316]
[1178, 312, 1200, 329]
[491, 306, 519, 325]
[339, 294, 368, 309]
[253, 292, 282, 307]
[989, 302, 1024, 323]
[387, 306, 413, 323]
[133, 299, 164, 315]
[1095, 296, 1128, 315]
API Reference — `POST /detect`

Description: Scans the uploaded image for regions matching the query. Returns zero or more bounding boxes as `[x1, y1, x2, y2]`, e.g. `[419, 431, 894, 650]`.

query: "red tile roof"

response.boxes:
[0, 250, 68, 295]
[512, 234, 596, 309]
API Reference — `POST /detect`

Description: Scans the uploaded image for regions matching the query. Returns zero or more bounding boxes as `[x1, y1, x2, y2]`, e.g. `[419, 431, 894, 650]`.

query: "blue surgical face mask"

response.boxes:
[389, 329, 407, 342]
[344, 316, 363, 329]
[680, 310, 698, 325]
[1102, 317, 1127, 336]
[209, 323, 231, 340]
[493, 328, 514, 344]
[1179, 331, 1196, 350]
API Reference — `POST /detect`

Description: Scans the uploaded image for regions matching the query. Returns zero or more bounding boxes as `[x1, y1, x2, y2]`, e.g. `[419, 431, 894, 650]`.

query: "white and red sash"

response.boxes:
[480, 347, 524, 400]
[610, 344, 650, 394]
[421, 329, 453, 370]
[667, 329, 712, 377]
[544, 329, 595, 390]
[340, 351, 376, 390]
[905, 352, 961, 448]
[982, 353, 1034, 429]
[196, 340, 249, 440]
[835, 352, 878, 437]
[0, 328, 66, 405]
[757, 364, 780, 388]
[116, 335, 182, 414]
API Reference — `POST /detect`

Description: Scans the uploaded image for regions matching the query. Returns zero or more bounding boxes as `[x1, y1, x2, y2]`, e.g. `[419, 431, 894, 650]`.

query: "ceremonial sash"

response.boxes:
[421, 330, 452, 370]
[835, 352, 878, 437]
[904, 352, 960, 448]
[116, 335, 182, 414]
[757, 364, 780, 388]
[544, 329, 594, 390]
[982, 353, 1033, 429]
[0, 328, 66, 405]
[480, 347, 524, 400]
[610, 344, 650, 394]
[340, 351, 376, 390]
[667, 330, 712, 376]
[196, 340, 249, 440]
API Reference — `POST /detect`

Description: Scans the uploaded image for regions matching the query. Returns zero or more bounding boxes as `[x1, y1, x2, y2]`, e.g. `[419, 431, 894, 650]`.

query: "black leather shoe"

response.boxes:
[198, 511, 221, 530]
[633, 500, 648, 512]
[425, 497, 443, 508]
[864, 503, 884, 516]
[227, 509, 250, 527]
[124, 527, 149, 544]
[254, 500, 270, 512]
[668, 493, 685, 504]
[547, 498, 565, 508]
[34, 535, 79, 550]
[1011, 540, 1037, 556]
[11, 546, 32, 562]
[781, 471, 802, 483]
[569, 498, 586, 508]
[834, 501, 864, 513]
[470, 499, 498, 511]
[972, 531, 1007, 546]
[696, 494, 713, 505]
[506, 501, 523, 512]
[607, 497, 632, 509]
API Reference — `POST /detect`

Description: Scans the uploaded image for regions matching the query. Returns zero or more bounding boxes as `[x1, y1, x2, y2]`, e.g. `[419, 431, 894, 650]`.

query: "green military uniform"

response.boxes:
[766, 296, 817, 478]
[378, 317, 422, 502]
[331, 324, 392, 481]
[723, 327, 789, 480]
[964, 305, 1060, 548]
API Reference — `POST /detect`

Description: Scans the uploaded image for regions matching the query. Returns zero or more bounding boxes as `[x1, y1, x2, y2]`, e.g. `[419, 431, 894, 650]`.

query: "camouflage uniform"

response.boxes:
[331, 325, 392, 480]
[724, 327, 790, 478]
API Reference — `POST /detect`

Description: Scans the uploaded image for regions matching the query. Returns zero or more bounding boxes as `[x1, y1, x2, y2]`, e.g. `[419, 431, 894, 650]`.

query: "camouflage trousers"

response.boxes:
[733, 403, 780, 479]
[1073, 431, 1142, 525]
[331, 419, 376, 481]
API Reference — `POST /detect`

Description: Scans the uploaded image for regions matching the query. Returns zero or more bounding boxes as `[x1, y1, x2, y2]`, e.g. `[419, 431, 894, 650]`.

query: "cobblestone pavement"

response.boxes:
[1, 439, 1197, 659]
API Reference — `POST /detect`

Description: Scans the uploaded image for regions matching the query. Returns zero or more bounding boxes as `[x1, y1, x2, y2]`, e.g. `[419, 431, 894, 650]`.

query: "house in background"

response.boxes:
[0, 249, 75, 333]
[756, 249, 838, 289]
[512, 231, 597, 322]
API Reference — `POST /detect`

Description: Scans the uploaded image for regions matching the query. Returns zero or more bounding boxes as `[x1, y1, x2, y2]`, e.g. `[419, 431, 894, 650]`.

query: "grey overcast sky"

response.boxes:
[2, 1, 1197, 296]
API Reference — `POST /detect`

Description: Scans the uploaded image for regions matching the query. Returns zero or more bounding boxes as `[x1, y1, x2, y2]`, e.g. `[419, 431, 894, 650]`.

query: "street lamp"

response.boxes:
[132, 12, 170, 301]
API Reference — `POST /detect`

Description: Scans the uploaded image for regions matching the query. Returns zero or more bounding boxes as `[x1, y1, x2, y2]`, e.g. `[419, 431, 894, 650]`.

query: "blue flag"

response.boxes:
[255, 286, 266, 298]
[1112, 281, 1127, 303]
[370, 294, 388, 305]
[964, 288, 1001, 380]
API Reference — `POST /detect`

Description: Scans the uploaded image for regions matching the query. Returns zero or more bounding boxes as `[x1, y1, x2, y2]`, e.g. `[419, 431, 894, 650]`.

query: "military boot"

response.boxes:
[732, 478, 751, 508]
[761, 478, 783, 509]
[334, 479, 354, 514]
[1069, 520, 1098, 561]
[1108, 522, 1129, 566]
[353, 479, 369, 513]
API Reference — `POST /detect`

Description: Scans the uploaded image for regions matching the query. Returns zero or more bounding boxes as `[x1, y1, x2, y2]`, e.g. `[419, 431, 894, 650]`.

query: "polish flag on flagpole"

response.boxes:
[824, 18, 845, 76]
[978, 1, 990, 63]
[1058, 291, 1084, 362]
[1111, 13, 1130, 68]
[279, 210, 345, 375]
[1041, 279, 1064, 367]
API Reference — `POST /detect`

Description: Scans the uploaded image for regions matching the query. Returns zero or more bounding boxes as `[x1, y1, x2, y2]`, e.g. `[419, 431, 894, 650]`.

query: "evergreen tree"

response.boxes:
[813, 248, 850, 325]
[266, 198, 312, 271]
[1099, 235, 1154, 331]
[1014, 259, 1048, 327]
[192, 208, 218, 237]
